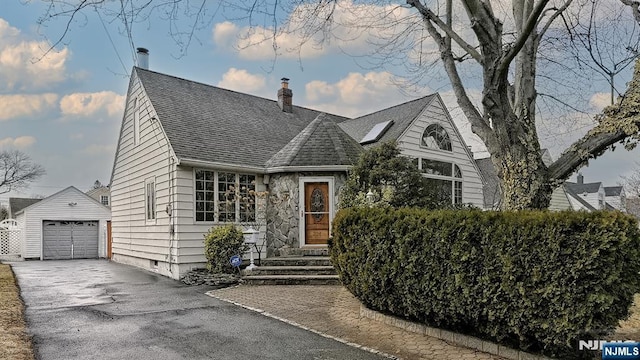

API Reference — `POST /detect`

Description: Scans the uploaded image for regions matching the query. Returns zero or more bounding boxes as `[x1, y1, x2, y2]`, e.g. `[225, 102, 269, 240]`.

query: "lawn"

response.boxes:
[0, 264, 34, 360]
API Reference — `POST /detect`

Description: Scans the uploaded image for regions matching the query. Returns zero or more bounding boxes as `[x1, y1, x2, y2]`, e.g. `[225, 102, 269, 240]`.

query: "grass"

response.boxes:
[0, 264, 34, 360]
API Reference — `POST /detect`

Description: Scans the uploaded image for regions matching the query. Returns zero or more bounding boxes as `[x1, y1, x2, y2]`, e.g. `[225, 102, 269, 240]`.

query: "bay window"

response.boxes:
[195, 169, 256, 223]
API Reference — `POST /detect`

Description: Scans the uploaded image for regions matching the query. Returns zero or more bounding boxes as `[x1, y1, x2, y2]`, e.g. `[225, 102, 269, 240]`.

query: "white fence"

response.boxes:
[0, 219, 21, 256]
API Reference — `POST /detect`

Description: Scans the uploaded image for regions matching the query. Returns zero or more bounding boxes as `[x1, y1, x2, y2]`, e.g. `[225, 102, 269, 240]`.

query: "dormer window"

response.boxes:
[421, 124, 452, 151]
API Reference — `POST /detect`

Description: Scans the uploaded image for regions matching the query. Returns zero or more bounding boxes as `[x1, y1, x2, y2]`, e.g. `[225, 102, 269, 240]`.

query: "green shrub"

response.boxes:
[339, 141, 450, 209]
[204, 225, 248, 274]
[329, 207, 640, 358]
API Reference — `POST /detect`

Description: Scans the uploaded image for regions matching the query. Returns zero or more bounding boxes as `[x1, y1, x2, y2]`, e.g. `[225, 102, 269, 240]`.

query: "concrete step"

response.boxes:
[245, 265, 337, 276]
[279, 247, 329, 257]
[260, 256, 333, 267]
[242, 274, 341, 286]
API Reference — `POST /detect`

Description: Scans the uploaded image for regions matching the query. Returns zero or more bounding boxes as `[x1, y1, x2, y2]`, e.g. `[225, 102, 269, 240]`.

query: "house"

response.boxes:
[109, 53, 484, 279]
[86, 185, 111, 208]
[563, 173, 626, 211]
[12, 186, 111, 260]
[8, 198, 42, 219]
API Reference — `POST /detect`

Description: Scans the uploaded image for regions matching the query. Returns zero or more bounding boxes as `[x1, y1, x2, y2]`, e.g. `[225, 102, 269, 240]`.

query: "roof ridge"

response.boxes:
[135, 67, 349, 120]
[350, 94, 435, 120]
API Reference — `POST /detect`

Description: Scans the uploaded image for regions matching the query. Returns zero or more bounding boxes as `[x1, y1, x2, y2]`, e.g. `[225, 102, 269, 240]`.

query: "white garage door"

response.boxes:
[43, 221, 99, 260]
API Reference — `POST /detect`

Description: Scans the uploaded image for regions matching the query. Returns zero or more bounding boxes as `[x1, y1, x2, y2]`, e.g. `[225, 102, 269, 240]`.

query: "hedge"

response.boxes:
[329, 207, 640, 358]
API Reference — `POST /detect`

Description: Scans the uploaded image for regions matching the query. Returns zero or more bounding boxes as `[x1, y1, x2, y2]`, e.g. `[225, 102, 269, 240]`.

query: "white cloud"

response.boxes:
[60, 91, 125, 119]
[217, 68, 267, 95]
[303, 71, 428, 118]
[0, 18, 69, 91]
[82, 144, 115, 156]
[589, 92, 611, 112]
[0, 93, 58, 121]
[212, 1, 415, 60]
[0, 136, 37, 149]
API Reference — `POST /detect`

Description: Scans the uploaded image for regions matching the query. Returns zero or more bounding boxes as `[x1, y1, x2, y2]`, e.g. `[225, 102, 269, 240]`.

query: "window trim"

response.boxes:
[145, 177, 156, 223]
[193, 169, 257, 224]
[100, 195, 109, 206]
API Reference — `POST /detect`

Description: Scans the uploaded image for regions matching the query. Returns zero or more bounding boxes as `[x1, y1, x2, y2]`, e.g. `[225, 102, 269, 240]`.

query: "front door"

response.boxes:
[303, 182, 330, 245]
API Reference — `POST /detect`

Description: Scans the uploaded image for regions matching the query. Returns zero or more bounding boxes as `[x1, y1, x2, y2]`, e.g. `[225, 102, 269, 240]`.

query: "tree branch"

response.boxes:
[498, 0, 551, 77]
[406, 0, 483, 63]
[537, 0, 575, 40]
[421, 16, 498, 151]
[620, 0, 640, 24]
[549, 59, 640, 180]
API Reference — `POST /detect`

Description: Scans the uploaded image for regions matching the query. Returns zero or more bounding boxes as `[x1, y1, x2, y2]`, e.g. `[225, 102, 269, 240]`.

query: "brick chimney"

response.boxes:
[577, 173, 584, 184]
[278, 78, 293, 113]
[136, 48, 149, 69]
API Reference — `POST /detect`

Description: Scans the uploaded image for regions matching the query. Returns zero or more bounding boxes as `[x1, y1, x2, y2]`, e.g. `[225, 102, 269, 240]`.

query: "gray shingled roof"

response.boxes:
[135, 68, 347, 168]
[565, 182, 602, 194]
[266, 113, 363, 168]
[563, 185, 597, 211]
[475, 157, 500, 208]
[338, 95, 436, 147]
[604, 186, 623, 197]
[8, 198, 42, 218]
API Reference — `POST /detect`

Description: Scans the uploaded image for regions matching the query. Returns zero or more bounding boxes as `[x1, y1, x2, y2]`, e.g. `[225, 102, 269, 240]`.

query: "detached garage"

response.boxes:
[15, 186, 111, 260]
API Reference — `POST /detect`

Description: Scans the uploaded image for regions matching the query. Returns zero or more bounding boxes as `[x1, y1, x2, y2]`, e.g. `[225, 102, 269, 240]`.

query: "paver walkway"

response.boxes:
[209, 285, 504, 360]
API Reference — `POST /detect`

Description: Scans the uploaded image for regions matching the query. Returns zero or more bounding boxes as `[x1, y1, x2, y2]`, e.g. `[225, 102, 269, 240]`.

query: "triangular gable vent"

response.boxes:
[360, 120, 394, 144]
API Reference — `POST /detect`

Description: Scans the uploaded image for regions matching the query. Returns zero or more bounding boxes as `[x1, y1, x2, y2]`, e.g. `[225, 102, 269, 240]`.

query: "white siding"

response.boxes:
[110, 71, 178, 276]
[173, 167, 268, 264]
[397, 96, 484, 208]
[606, 195, 623, 210]
[548, 186, 572, 211]
[20, 187, 111, 259]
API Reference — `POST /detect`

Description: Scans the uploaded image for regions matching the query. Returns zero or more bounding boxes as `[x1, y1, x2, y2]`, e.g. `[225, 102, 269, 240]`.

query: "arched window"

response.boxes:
[421, 124, 452, 151]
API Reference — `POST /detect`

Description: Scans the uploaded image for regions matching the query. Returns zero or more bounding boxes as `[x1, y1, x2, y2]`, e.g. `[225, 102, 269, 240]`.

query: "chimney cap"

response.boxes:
[136, 47, 149, 54]
[281, 77, 289, 82]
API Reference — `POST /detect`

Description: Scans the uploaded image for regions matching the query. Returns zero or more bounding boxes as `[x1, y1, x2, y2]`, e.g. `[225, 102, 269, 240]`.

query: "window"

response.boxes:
[133, 98, 140, 146]
[100, 195, 109, 206]
[145, 178, 155, 221]
[421, 124, 452, 151]
[418, 159, 463, 205]
[195, 169, 256, 223]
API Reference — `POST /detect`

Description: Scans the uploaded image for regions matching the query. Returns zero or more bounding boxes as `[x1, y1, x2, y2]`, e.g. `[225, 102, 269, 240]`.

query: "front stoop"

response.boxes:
[242, 254, 340, 285]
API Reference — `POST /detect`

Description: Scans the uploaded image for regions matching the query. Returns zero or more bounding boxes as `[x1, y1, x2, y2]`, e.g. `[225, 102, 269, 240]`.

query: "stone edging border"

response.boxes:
[360, 305, 553, 360]
[206, 288, 399, 359]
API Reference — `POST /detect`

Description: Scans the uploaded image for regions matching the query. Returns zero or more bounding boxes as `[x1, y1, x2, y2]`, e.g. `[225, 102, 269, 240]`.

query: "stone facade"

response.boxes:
[265, 171, 348, 257]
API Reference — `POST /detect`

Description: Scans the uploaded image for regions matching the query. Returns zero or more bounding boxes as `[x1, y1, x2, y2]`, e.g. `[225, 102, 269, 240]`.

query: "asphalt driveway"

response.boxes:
[11, 260, 387, 360]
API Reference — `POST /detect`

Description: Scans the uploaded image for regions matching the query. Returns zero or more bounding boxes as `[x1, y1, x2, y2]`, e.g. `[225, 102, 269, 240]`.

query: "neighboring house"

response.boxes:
[86, 186, 111, 208]
[110, 60, 484, 279]
[562, 173, 627, 212]
[13, 186, 111, 260]
[604, 185, 625, 210]
[8, 198, 42, 219]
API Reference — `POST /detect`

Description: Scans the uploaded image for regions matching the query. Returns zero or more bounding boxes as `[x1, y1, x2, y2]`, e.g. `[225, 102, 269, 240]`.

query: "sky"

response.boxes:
[1, 0, 639, 207]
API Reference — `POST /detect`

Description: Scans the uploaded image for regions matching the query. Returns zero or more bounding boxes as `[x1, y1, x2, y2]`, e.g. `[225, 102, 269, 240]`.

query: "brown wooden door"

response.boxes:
[106, 221, 112, 259]
[304, 182, 330, 245]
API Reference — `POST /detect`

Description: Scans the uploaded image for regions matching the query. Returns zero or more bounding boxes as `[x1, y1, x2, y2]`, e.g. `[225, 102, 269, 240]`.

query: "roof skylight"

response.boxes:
[360, 120, 394, 144]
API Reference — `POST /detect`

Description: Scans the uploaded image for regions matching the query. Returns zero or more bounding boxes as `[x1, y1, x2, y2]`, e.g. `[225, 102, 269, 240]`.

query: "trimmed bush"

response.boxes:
[329, 207, 640, 358]
[204, 225, 248, 274]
